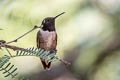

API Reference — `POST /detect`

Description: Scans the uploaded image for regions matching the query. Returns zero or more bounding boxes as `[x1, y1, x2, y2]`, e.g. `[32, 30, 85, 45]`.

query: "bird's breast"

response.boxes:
[37, 29, 57, 50]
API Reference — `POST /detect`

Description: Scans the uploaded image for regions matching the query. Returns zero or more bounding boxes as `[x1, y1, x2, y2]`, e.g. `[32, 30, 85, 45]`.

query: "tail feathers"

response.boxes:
[41, 60, 51, 70]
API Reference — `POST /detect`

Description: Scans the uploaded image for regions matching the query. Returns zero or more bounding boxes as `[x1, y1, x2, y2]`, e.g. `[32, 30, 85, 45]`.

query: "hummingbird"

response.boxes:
[36, 12, 65, 70]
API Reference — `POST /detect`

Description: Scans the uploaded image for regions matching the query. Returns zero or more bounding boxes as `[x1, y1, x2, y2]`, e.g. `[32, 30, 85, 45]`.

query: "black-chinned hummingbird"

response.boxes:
[36, 12, 65, 70]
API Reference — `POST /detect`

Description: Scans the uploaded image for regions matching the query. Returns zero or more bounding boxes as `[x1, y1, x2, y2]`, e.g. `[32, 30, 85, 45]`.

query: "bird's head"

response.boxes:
[41, 12, 65, 31]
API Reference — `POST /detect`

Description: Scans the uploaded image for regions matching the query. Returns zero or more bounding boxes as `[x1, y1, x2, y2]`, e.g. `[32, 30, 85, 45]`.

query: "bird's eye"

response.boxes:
[42, 19, 50, 24]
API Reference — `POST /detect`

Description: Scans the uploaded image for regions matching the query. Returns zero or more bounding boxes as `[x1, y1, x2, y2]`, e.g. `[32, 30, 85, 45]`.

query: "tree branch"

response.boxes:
[0, 25, 40, 48]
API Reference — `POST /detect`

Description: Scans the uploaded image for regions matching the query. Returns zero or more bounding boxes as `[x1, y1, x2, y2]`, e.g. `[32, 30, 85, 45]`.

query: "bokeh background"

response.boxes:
[0, 0, 120, 80]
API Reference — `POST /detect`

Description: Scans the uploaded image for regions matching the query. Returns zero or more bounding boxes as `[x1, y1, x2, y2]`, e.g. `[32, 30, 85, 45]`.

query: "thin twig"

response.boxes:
[5, 47, 13, 58]
[0, 25, 40, 47]
[6, 25, 40, 44]
[4, 44, 26, 51]
[56, 57, 71, 66]
[3, 45, 41, 58]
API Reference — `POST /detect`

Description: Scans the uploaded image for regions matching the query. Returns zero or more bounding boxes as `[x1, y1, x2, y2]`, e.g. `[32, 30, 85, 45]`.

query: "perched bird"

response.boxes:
[37, 12, 65, 70]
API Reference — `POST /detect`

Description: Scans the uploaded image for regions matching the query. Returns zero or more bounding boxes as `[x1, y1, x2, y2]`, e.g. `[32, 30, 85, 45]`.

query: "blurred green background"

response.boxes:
[0, 0, 120, 80]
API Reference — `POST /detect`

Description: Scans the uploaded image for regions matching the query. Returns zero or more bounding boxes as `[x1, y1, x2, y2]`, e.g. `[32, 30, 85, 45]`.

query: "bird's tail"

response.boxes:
[41, 59, 51, 70]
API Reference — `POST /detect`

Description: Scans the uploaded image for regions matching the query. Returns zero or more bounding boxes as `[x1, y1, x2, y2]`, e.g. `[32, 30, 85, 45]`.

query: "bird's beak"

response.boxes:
[54, 12, 65, 19]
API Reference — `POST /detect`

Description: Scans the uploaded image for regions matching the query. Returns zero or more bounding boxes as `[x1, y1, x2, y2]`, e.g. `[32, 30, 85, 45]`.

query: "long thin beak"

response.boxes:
[54, 12, 65, 19]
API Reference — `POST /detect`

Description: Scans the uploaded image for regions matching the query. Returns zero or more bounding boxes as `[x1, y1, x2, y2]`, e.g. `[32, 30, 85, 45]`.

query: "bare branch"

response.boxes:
[4, 44, 26, 51]
[0, 25, 40, 47]
[56, 57, 71, 66]
[7, 25, 40, 44]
